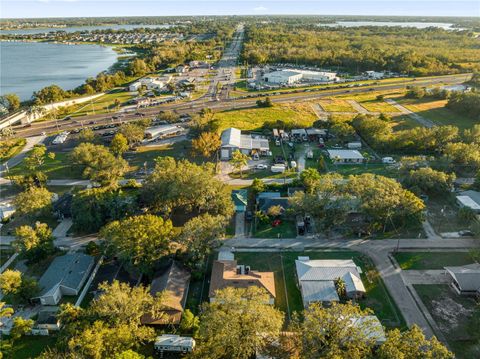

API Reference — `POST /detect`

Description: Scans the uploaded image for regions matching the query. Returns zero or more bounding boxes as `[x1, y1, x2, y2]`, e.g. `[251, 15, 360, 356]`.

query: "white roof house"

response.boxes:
[220, 127, 269, 160]
[154, 334, 195, 353]
[327, 149, 365, 163]
[129, 81, 142, 92]
[456, 190, 480, 213]
[295, 258, 366, 307]
[144, 124, 183, 140]
[445, 263, 480, 295]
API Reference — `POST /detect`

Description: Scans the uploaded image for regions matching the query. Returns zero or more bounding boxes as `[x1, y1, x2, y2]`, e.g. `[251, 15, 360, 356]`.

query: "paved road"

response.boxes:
[12, 74, 468, 138]
[223, 236, 479, 338]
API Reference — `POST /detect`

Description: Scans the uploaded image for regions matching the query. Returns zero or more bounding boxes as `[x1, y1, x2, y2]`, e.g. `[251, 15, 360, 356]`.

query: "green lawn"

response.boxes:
[253, 219, 297, 239]
[5, 335, 57, 359]
[234, 251, 405, 328]
[395, 97, 475, 130]
[213, 103, 317, 131]
[427, 195, 480, 235]
[0, 249, 15, 267]
[7, 152, 83, 180]
[327, 162, 400, 178]
[393, 252, 476, 270]
[68, 90, 136, 118]
[0, 138, 26, 163]
[414, 284, 479, 359]
[338, 92, 401, 113]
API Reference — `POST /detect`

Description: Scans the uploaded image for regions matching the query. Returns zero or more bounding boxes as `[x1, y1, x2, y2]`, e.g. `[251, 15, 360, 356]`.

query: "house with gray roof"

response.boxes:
[32, 253, 94, 305]
[295, 257, 366, 307]
[456, 190, 480, 214]
[445, 263, 480, 296]
[220, 127, 269, 160]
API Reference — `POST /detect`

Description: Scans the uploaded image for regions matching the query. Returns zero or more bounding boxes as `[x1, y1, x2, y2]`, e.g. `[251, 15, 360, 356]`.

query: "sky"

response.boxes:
[1, 0, 479, 19]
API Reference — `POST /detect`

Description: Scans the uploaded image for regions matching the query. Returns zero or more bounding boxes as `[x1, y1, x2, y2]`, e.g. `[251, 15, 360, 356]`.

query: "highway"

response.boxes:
[11, 73, 469, 138]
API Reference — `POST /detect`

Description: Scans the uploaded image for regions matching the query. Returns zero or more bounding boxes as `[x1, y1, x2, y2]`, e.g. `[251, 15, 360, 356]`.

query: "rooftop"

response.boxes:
[327, 149, 365, 160]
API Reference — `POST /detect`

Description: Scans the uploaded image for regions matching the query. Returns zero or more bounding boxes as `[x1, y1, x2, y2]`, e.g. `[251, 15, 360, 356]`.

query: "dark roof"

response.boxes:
[36, 310, 59, 325]
[258, 197, 290, 213]
[142, 261, 191, 325]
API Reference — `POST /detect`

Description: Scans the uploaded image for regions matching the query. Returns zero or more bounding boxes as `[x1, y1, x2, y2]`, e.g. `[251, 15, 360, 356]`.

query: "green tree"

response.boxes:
[287, 302, 379, 359]
[1, 93, 21, 112]
[78, 128, 97, 143]
[115, 350, 145, 359]
[0, 302, 14, 318]
[10, 317, 34, 341]
[33, 84, 69, 105]
[141, 157, 234, 217]
[230, 150, 250, 178]
[179, 309, 200, 337]
[0, 270, 39, 304]
[334, 277, 347, 299]
[128, 58, 149, 77]
[195, 287, 284, 359]
[378, 325, 453, 359]
[0, 269, 22, 294]
[24, 144, 55, 172]
[300, 168, 321, 194]
[110, 133, 129, 157]
[13, 222, 54, 262]
[100, 214, 175, 274]
[192, 131, 221, 158]
[13, 186, 53, 216]
[331, 122, 355, 142]
[267, 204, 283, 218]
[404, 167, 455, 195]
[118, 123, 145, 146]
[71, 143, 128, 187]
[178, 213, 228, 265]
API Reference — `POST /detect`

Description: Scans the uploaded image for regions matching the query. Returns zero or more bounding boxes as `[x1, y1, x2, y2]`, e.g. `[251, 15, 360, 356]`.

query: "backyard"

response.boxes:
[414, 284, 479, 358]
[252, 219, 297, 238]
[234, 250, 405, 329]
[5, 335, 57, 359]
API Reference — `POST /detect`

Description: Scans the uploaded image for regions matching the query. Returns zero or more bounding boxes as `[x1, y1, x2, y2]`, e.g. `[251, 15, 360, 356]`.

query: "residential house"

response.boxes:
[445, 263, 480, 296]
[142, 261, 190, 325]
[36, 309, 61, 332]
[327, 149, 365, 164]
[154, 334, 195, 354]
[456, 190, 480, 214]
[305, 127, 328, 142]
[232, 189, 248, 212]
[209, 253, 276, 304]
[220, 127, 269, 160]
[32, 253, 94, 305]
[295, 257, 366, 307]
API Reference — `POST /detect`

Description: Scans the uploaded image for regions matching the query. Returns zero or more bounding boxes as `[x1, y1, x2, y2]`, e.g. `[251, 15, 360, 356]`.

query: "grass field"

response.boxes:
[393, 252, 476, 270]
[338, 92, 401, 113]
[234, 250, 405, 328]
[5, 335, 57, 359]
[7, 151, 83, 180]
[414, 284, 479, 358]
[213, 103, 317, 131]
[0, 138, 26, 163]
[390, 114, 420, 131]
[327, 162, 399, 178]
[394, 97, 475, 130]
[69, 90, 136, 118]
[253, 219, 297, 238]
[318, 98, 356, 112]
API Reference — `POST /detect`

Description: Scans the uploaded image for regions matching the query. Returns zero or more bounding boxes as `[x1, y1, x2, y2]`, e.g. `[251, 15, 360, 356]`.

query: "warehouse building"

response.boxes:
[220, 127, 270, 160]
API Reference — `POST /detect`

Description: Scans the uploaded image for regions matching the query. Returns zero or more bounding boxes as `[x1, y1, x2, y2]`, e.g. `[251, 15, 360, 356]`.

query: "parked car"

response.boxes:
[255, 164, 268, 170]
[459, 230, 474, 237]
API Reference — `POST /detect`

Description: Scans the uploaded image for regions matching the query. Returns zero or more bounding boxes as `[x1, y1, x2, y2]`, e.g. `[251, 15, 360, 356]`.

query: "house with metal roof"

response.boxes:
[220, 127, 270, 160]
[232, 189, 248, 212]
[32, 253, 94, 305]
[445, 263, 480, 296]
[209, 257, 276, 304]
[141, 261, 190, 325]
[154, 334, 195, 354]
[456, 190, 480, 214]
[327, 149, 365, 164]
[295, 257, 366, 307]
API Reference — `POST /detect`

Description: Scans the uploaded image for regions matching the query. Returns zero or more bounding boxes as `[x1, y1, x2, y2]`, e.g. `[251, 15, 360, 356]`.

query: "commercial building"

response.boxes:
[327, 149, 365, 164]
[32, 253, 94, 305]
[144, 124, 183, 141]
[209, 252, 276, 304]
[295, 257, 366, 307]
[263, 69, 338, 85]
[220, 127, 269, 160]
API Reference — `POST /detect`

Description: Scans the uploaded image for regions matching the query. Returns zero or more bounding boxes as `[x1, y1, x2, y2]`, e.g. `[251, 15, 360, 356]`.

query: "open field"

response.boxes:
[390, 114, 420, 131]
[234, 250, 405, 328]
[414, 284, 479, 358]
[213, 103, 317, 131]
[318, 98, 356, 112]
[68, 90, 136, 118]
[394, 97, 475, 129]
[393, 252, 475, 270]
[338, 92, 401, 113]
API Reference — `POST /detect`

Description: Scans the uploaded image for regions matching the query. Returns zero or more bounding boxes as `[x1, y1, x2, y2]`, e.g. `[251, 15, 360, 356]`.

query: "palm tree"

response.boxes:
[334, 277, 347, 300]
[229, 150, 250, 178]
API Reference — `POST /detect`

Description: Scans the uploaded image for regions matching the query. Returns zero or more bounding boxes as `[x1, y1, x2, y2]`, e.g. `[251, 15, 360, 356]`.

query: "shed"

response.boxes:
[327, 149, 364, 164]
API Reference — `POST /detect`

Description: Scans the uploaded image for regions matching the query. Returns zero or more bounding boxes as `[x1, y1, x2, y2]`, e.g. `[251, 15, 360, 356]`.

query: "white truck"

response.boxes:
[271, 164, 286, 173]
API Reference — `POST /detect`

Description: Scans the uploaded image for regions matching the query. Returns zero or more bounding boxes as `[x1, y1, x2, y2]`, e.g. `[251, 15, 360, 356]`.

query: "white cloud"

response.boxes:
[253, 5, 267, 12]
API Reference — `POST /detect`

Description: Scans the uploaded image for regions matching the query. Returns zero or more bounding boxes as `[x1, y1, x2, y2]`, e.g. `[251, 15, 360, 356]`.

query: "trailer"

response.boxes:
[271, 164, 286, 173]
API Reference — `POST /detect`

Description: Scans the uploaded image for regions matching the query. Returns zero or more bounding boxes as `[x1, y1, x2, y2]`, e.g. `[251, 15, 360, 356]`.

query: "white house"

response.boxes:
[445, 263, 480, 296]
[154, 335, 195, 354]
[456, 190, 480, 214]
[32, 253, 94, 305]
[263, 70, 303, 85]
[220, 127, 269, 160]
[327, 149, 365, 164]
[295, 257, 366, 307]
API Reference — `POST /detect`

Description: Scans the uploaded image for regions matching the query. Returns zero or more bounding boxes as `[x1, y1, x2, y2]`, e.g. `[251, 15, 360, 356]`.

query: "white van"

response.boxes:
[382, 157, 396, 164]
[271, 164, 286, 173]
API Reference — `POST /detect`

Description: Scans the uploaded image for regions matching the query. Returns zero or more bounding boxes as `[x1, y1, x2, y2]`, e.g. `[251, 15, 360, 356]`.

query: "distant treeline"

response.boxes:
[241, 24, 480, 75]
